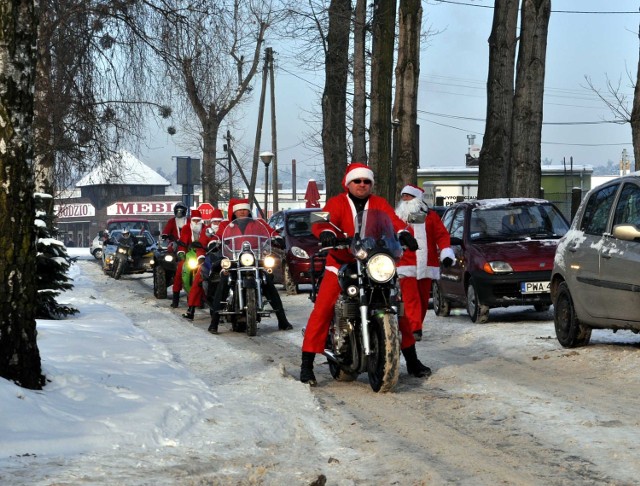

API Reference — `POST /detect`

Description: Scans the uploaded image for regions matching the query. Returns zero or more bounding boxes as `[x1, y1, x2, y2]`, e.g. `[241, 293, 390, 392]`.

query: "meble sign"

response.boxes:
[106, 201, 176, 216]
[55, 203, 96, 218]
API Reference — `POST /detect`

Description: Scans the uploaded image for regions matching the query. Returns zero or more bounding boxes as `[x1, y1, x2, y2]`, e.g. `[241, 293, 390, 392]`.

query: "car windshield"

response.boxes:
[286, 213, 312, 237]
[470, 204, 569, 242]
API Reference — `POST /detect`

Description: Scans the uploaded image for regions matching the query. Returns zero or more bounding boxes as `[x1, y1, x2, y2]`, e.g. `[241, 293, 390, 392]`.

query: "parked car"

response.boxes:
[432, 198, 570, 323]
[268, 209, 325, 295]
[102, 229, 157, 274]
[90, 233, 104, 260]
[551, 173, 640, 347]
[106, 218, 150, 232]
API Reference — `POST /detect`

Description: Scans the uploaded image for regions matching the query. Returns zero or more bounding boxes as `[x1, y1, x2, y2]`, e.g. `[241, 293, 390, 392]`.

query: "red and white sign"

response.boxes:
[197, 203, 215, 221]
[107, 201, 176, 216]
[55, 203, 96, 218]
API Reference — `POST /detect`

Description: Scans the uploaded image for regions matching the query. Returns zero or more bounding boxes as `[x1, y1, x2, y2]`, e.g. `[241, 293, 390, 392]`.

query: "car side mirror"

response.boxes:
[612, 224, 640, 242]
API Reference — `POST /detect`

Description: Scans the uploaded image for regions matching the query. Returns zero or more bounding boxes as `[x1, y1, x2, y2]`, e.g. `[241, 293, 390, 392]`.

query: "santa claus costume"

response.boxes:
[396, 184, 455, 339]
[170, 209, 205, 308]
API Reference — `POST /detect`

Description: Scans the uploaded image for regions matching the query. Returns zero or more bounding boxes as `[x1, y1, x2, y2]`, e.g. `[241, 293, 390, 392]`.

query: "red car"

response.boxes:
[432, 198, 570, 323]
[268, 209, 325, 295]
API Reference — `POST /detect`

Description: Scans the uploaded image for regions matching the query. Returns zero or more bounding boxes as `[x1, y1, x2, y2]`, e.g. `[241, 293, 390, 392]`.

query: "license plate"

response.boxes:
[521, 281, 551, 294]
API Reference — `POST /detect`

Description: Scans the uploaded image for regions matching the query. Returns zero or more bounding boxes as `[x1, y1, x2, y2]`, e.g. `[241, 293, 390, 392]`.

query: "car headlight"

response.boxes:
[484, 261, 513, 274]
[366, 253, 396, 283]
[221, 258, 231, 270]
[290, 246, 310, 259]
[264, 255, 276, 268]
[240, 252, 255, 267]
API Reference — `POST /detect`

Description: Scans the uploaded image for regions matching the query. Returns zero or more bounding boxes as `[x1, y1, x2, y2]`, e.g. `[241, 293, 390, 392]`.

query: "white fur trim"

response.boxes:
[440, 247, 456, 263]
[232, 202, 251, 213]
[345, 167, 374, 186]
[400, 185, 423, 199]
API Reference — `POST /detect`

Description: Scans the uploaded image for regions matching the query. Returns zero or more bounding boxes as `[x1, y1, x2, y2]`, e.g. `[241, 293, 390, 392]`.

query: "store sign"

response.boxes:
[107, 201, 176, 216]
[55, 203, 96, 218]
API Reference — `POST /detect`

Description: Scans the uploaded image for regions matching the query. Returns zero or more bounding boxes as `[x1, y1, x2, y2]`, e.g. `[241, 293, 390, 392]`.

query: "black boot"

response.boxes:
[402, 344, 432, 378]
[182, 306, 195, 320]
[275, 309, 293, 330]
[300, 351, 317, 386]
[170, 292, 180, 308]
[208, 313, 219, 334]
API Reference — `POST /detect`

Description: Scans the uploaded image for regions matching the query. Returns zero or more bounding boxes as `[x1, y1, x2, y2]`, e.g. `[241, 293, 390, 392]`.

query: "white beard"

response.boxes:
[175, 216, 187, 231]
[191, 221, 203, 236]
[395, 197, 424, 222]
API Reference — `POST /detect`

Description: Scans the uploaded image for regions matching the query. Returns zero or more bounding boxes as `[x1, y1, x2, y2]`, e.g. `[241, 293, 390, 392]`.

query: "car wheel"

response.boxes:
[432, 281, 450, 317]
[93, 248, 103, 260]
[554, 281, 591, 347]
[466, 278, 489, 324]
[283, 263, 298, 295]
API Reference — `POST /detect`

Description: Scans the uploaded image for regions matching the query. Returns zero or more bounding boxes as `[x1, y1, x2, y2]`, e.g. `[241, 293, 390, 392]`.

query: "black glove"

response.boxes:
[399, 232, 418, 251]
[442, 257, 454, 268]
[319, 231, 337, 248]
[271, 235, 285, 249]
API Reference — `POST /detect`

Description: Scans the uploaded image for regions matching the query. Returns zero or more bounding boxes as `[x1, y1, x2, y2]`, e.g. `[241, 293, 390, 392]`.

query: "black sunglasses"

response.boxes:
[351, 179, 372, 185]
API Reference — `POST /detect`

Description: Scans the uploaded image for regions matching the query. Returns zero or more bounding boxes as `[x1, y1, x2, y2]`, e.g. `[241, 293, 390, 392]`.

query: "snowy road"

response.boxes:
[9, 252, 640, 485]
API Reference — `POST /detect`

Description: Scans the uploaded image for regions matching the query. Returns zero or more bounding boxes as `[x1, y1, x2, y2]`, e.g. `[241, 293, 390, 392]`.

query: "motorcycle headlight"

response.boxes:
[221, 258, 231, 270]
[117, 248, 127, 254]
[240, 252, 255, 267]
[290, 246, 309, 259]
[366, 253, 396, 283]
[187, 258, 199, 270]
[263, 255, 276, 268]
[164, 254, 174, 263]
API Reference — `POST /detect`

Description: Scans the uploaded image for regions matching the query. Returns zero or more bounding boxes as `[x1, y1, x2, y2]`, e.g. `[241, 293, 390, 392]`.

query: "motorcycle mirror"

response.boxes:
[309, 211, 330, 224]
[407, 212, 426, 224]
[205, 227, 216, 237]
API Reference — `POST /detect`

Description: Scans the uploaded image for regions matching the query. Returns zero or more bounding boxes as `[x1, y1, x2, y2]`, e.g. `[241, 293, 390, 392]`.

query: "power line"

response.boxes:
[431, 0, 640, 14]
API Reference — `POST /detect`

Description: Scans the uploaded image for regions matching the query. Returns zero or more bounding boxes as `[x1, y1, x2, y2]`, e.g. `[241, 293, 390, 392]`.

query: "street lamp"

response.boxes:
[259, 151, 274, 219]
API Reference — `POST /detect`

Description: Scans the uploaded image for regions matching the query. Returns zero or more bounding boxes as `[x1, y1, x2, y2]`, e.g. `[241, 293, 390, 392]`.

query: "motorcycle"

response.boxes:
[151, 236, 178, 299]
[213, 218, 277, 336]
[311, 209, 403, 393]
[112, 235, 154, 280]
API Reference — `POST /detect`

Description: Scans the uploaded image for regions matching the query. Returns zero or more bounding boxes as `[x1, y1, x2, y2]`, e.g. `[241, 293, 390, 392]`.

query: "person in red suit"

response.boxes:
[170, 209, 205, 308]
[181, 208, 225, 320]
[299, 163, 426, 386]
[395, 185, 455, 372]
[207, 199, 292, 334]
[161, 202, 189, 242]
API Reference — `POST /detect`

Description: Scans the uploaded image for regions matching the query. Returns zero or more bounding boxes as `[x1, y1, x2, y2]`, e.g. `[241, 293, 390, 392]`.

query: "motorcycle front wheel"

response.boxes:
[245, 290, 257, 337]
[153, 266, 167, 299]
[113, 258, 125, 280]
[367, 312, 400, 393]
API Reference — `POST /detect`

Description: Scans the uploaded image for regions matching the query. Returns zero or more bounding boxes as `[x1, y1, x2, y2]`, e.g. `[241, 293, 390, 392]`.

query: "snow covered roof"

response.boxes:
[76, 151, 170, 187]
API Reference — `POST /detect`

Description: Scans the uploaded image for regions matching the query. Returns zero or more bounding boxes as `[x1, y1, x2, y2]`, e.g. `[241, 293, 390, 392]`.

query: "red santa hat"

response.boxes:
[342, 162, 375, 190]
[210, 208, 224, 221]
[230, 198, 251, 214]
[400, 184, 424, 199]
[190, 209, 202, 220]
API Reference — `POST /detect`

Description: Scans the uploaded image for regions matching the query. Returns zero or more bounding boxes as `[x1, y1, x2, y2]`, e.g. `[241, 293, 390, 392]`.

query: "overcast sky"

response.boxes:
[136, 0, 639, 183]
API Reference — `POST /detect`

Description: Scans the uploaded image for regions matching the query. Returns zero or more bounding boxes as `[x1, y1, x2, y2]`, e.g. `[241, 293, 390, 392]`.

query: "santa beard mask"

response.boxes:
[395, 196, 425, 222]
[190, 220, 203, 233]
[175, 216, 187, 230]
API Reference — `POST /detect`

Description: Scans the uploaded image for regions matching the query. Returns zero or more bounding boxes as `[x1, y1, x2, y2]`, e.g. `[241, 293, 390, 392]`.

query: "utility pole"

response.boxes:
[268, 47, 279, 212]
[249, 49, 269, 213]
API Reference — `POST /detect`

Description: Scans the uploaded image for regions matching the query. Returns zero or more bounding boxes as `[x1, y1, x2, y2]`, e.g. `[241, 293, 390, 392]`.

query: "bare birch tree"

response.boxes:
[0, 0, 45, 389]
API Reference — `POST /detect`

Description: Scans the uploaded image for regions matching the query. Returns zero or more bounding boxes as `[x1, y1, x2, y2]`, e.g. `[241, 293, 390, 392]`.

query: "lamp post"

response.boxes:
[259, 151, 274, 219]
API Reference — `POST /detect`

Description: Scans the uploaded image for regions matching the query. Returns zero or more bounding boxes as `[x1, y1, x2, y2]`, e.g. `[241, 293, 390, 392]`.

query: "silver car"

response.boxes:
[550, 172, 640, 347]
[90, 234, 104, 260]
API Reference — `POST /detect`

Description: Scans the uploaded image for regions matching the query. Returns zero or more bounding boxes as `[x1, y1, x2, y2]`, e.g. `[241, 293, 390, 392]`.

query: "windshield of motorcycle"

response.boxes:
[351, 209, 403, 260]
[221, 217, 272, 260]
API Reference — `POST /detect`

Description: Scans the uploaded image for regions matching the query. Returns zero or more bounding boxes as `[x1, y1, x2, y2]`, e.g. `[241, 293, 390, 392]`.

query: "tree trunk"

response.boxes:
[509, 0, 551, 198]
[352, 0, 367, 164]
[370, 0, 397, 202]
[477, 0, 519, 199]
[393, 0, 421, 202]
[632, 22, 640, 171]
[0, 0, 45, 390]
[202, 117, 220, 205]
[322, 0, 351, 198]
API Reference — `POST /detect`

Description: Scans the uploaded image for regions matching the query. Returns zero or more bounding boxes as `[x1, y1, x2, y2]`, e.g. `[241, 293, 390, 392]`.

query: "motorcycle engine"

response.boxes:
[332, 297, 358, 354]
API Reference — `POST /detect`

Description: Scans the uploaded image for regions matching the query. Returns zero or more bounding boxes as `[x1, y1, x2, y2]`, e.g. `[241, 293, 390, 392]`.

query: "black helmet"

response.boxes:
[174, 202, 187, 218]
